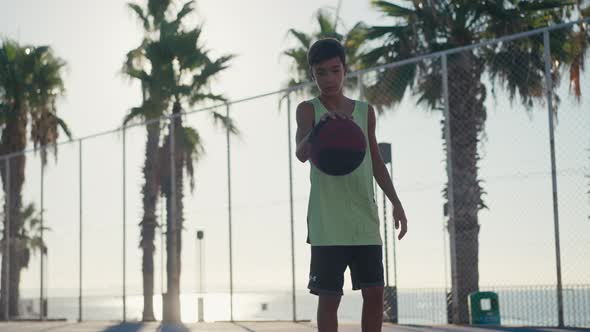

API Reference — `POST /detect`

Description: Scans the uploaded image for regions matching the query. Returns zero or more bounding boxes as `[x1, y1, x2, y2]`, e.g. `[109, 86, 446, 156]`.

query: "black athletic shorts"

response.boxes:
[308, 245, 384, 296]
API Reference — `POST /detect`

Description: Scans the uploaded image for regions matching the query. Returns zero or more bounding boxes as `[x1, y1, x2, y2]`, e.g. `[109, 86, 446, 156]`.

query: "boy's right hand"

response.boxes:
[319, 111, 353, 122]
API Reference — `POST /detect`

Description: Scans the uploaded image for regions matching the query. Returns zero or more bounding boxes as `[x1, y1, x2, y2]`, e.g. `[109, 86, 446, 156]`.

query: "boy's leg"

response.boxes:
[317, 294, 341, 332]
[350, 245, 385, 332]
[308, 246, 350, 332]
[361, 286, 384, 332]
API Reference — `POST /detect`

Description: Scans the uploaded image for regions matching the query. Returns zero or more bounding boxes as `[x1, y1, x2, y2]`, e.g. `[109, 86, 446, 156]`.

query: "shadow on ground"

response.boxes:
[100, 322, 192, 332]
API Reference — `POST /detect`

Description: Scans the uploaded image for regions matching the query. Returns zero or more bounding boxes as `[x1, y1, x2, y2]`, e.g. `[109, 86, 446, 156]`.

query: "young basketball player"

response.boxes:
[295, 38, 408, 332]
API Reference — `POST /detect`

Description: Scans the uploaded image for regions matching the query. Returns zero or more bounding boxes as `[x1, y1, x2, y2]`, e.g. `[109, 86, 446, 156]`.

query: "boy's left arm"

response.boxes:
[368, 105, 408, 240]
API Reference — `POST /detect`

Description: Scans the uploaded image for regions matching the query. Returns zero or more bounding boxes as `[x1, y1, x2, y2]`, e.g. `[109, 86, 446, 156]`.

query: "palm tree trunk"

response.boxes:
[161, 102, 183, 322]
[0, 112, 28, 320]
[446, 52, 486, 324]
[0, 171, 25, 319]
[140, 121, 160, 321]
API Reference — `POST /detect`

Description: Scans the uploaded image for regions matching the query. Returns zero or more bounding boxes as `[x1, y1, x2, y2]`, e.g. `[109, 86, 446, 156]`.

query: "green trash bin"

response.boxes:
[468, 291, 501, 325]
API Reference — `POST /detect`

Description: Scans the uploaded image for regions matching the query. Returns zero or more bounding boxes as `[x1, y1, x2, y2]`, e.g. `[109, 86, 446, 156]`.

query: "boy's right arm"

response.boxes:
[295, 101, 314, 163]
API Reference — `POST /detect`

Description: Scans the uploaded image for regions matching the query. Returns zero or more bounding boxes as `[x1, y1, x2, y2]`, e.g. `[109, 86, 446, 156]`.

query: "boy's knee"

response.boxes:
[361, 286, 384, 302]
[318, 294, 341, 311]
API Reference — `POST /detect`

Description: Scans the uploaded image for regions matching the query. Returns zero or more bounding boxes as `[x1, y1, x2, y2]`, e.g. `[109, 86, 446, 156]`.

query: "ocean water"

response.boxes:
[16, 287, 590, 327]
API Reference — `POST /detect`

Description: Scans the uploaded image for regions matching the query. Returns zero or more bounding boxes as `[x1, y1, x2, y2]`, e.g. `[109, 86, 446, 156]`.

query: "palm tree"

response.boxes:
[1, 203, 49, 271]
[361, 0, 586, 323]
[157, 16, 237, 322]
[564, 1, 589, 101]
[124, 0, 177, 321]
[0, 202, 49, 318]
[0, 40, 70, 319]
[567, 1, 590, 223]
[283, 8, 367, 93]
[126, 0, 236, 322]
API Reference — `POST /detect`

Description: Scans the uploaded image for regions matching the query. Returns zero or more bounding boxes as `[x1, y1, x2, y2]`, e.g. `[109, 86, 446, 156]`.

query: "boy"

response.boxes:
[295, 38, 408, 332]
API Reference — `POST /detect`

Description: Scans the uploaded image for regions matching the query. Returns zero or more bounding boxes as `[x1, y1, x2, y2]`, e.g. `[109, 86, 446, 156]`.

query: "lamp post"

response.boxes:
[196, 230, 204, 322]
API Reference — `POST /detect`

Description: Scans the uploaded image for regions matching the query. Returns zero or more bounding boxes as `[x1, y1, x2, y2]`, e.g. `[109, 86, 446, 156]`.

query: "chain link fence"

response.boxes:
[1, 19, 589, 326]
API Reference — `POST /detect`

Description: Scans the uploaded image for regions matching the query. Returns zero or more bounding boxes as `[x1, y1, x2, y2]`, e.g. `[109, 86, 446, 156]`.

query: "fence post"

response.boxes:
[286, 93, 297, 322]
[4, 158, 10, 320]
[78, 140, 83, 322]
[122, 127, 127, 322]
[226, 104, 234, 321]
[543, 29, 564, 328]
[40, 157, 45, 320]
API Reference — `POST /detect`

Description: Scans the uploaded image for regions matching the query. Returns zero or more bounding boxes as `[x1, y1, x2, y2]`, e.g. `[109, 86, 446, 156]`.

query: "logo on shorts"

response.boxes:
[309, 275, 318, 283]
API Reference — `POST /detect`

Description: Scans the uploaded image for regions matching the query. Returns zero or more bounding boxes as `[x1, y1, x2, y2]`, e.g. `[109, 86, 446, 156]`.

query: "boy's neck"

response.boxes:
[319, 93, 348, 111]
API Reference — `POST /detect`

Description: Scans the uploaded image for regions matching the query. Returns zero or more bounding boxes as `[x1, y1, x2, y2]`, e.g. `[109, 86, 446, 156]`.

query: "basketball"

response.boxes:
[310, 118, 366, 176]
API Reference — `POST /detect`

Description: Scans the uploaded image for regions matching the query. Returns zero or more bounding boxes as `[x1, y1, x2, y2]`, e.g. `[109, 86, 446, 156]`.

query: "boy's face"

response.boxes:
[311, 56, 346, 97]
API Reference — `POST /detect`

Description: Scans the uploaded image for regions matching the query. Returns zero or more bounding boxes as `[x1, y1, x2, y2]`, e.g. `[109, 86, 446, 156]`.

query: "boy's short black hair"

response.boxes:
[307, 38, 346, 68]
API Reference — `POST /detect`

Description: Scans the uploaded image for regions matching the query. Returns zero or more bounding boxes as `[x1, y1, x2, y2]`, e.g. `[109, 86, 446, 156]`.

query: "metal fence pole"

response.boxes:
[378, 143, 392, 287]
[286, 93, 297, 322]
[169, 115, 178, 321]
[226, 104, 234, 321]
[390, 162, 398, 289]
[161, 197, 164, 296]
[543, 29, 564, 328]
[40, 157, 45, 320]
[78, 140, 83, 322]
[122, 127, 127, 322]
[4, 158, 10, 320]
[442, 54, 459, 323]
[383, 190, 389, 286]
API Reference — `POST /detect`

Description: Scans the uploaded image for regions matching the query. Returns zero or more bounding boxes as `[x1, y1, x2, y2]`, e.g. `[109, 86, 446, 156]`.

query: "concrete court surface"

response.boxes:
[0, 321, 588, 332]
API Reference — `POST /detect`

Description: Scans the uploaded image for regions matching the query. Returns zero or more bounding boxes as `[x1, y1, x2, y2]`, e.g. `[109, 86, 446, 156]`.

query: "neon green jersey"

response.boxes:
[306, 97, 382, 246]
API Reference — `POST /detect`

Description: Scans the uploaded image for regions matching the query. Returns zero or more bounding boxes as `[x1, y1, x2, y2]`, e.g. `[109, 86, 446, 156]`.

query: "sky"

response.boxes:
[1, 0, 589, 321]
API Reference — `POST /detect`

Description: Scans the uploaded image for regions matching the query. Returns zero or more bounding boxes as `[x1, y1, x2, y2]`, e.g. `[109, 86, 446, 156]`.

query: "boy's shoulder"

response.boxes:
[296, 100, 315, 121]
[357, 99, 376, 113]
[296, 99, 314, 111]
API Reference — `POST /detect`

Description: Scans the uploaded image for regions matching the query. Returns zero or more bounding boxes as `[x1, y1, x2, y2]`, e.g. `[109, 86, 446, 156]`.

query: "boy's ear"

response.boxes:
[309, 69, 315, 81]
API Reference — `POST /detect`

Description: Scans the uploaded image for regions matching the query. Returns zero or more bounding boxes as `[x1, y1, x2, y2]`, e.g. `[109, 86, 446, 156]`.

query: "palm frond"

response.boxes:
[287, 29, 312, 49]
[124, 106, 147, 125]
[128, 3, 151, 31]
[372, 0, 415, 17]
[175, 0, 195, 25]
[54, 114, 72, 140]
[190, 92, 227, 105]
[361, 45, 391, 67]
[211, 111, 239, 135]
[190, 55, 233, 92]
[147, 0, 170, 25]
[365, 25, 408, 40]
[316, 10, 337, 35]
[123, 46, 151, 82]
[22, 203, 36, 220]
[517, 0, 574, 12]
[180, 126, 204, 192]
[416, 69, 442, 110]
[345, 22, 368, 48]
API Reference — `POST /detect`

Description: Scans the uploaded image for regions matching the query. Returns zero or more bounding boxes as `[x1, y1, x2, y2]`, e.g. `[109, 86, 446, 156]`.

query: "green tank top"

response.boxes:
[307, 97, 382, 246]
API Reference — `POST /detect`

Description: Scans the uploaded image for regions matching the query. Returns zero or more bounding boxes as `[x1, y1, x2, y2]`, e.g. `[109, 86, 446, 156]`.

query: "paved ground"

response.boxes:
[0, 321, 588, 332]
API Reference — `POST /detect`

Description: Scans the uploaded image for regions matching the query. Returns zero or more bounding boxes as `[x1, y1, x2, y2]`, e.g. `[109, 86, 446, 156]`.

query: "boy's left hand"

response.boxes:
[392, 202, 407, 240]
